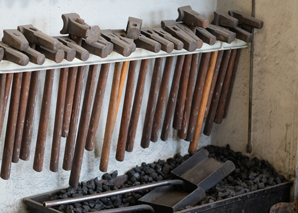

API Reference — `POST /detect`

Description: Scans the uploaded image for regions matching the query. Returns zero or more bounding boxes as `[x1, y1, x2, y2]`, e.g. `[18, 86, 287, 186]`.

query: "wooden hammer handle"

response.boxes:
[186, 53, 211, 141]
[116, 60, 138, 161]
[188, 51, 218, 155]
[19, 71, 39, 160]
[33, 69, 55, 172]
[1, 73, 22, 179]
[173, 54, 192, 130]
[214, 49, 237, 123]
[50, 68, 69, 172]
[178, 54, 200, 139]
[160, 55, 185, 141]
[203, 50, 231, 136]
[100, 62, 122, 172]
[126, 59, 150, 152]
[151, 56, 174, 142]
[12, 72, 32, 163]
[0, 74, 7, 138]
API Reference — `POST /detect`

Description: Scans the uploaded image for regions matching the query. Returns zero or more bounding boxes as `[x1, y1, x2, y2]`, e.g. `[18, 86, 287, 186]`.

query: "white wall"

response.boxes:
[0, 1, 217, 212]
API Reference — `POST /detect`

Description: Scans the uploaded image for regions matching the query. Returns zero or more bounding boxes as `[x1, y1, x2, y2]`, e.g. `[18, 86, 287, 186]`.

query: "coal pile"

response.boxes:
[50, 145, 286, 212]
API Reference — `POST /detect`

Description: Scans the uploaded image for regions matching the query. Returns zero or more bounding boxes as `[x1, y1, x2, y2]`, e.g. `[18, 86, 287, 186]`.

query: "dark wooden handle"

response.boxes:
[126, 59, 150, 152]
[50, 68, 69, 172]
[0, 74, 7, 139]
[161, 55, 185, 141]
[204, 50, 231, 136]
[214, 49, 237, 124]
[189, 51, 218, 155]
[33, 69, 55, 172]
[12, 72, 32, 163]
[173, 54, 192, 130]
[63, 66, 86, 172]
[186, 53, 210, 141]
[85, 64, 110, 151]
[141, 58, 163, 148]
[116, 60, 138, 161]
[100, 62, 122, 172]
[1, 73, 22, 179]
[151, 56, 174, 142]
[20, 71, 39, 161]
[178, 54, 200, 139]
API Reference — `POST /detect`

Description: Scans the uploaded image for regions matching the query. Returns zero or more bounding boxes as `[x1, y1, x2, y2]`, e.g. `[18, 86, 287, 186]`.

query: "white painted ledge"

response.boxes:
[0, 39, 247, 73]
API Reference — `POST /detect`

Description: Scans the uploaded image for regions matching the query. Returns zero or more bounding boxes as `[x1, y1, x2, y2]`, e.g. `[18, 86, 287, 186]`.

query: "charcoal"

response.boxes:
[227, 176, 234, 183]
[141, 162, 147, 167]
[133, 172, 140, 179]
[102, 173, 112, 181]
[257, 182, 265, 189]
[102, 185, 110, 192]
[73, 208, 82, 213]
[87, 179, 95, 190]
[59, 205, 66, 211]
[235, 186, 243, 192]
[145, 168, 155, 174]
[134, 165, 142, 173]
[236, 189, 246, 196]
[162, 165, 170, 174]
[113, 197, 122, 207]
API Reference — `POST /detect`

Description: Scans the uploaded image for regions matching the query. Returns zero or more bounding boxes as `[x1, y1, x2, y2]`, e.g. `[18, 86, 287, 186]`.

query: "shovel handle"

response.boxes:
[189, 51, 218, 155]
[161, 55, 185, 141]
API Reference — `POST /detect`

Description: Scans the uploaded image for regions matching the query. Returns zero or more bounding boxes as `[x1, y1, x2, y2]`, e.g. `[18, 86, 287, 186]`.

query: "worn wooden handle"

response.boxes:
[204, 50, 231, 136]
[50, 68, 69, 172]
[188, 51, 218, 155]
[161, 55, 185, 141]
[151, 56, 174, 142]
[100, 62, 122, 172]
[0, 74, 6, 139]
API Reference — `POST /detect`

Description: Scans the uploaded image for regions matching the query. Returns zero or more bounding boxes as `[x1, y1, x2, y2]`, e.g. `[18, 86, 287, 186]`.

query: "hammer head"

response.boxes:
[126, 17, 142, 40]
[60, 13, 100, 43]
[212, 11, 238, 28]
[2, 29, 29, 51]
[176, 5, 209, 28]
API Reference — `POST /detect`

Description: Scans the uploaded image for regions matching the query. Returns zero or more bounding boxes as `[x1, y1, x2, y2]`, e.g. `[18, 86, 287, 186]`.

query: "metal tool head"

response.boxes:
[23, 47, 45, 65]
[0, 48, 4, 62]
[141, 27, 174, 53]
[212, 11, 239, 28]
[228, 11, 264, 29]
[126, 17, 143, 39]
[35, 45, 65, 63]
[102, 29, 133, 57]
[195, 27, 217, 45]
[56, 36, 89, 61]
[112, 29, 137, 53]
[60, 13, 101, 43]
[161, 20, 198, 51]
[18, 25, 61, 51]
[171, 149, 236, 191]
[134, 34, 161, 53]
[0, 41, 29, 66]
[153, 28, 184, 50]
[2, 29, 29, 51]
[230, 27, 253, 43]
[176, 5, 209, 28]
[59, 44, 76, 61]
[82, 36, 114, 58]
[176, 23, 203, 48]
[206, 24, 236, 43]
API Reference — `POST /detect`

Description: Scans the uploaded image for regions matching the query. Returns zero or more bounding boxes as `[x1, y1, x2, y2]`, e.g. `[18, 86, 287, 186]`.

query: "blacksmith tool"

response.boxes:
[176, 5, 209, 28]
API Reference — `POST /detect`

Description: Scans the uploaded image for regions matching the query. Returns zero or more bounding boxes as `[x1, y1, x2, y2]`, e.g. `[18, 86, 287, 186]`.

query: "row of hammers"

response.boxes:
[0, 5, 263, 187]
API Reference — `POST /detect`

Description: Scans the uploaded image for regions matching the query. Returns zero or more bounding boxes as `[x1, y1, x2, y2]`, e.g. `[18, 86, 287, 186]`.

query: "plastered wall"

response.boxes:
[0, 1, 217, 212]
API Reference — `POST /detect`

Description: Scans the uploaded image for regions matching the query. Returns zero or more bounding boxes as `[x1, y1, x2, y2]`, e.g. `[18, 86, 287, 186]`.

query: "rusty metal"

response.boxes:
[141, 58, 163, 148]
[35, 46, 65, 63]
[82, 37, 114, 58]
[186, 52, 210, 141]
[20, 71, 39, 161]
[214, 49, 237, 124]
[0, 41, 29, 66]
[59, 44, 76, 61]
[2, 29, 29, 51]
[95, 205, 155, 213]
[141, 28, 174, 53]
[153, 28, 184, 50]
[84, 64, 110, 151]
[67, 65, 97, 179]
[161, 20, 198, 52]
[33, 69, 55, 172]
[206, 24, 236, 43]
[212, 11, 238, 28]
[50, 68, 69, 172]
[62, 66, 86, 171]
[178, 54, 200, 139]
[0, 48, 4, 62]
[224, 49, 242, 118]
[126, 59, 150, 152]
[188, 51, 218, 154]
[23, 47, 45, 65]
[135, 34, 161, 53]
[175, 23, 203, 48]
[1, 73, 22, 180]
[112, 29, 137, 52]
[228, 11, 264, 29]
[151, 56, 174, 142]
[18, 25, 61, 51]
[173, 54, 192, 130]
[194, 27, 217, 45]
[176, 5, 209, 28]
[204, 51, 224, 119]
[116, 60, 138, 161]
[99, 62, 122, 172]
[12, 72, 31, 163]
[161, 55, 185, 141]
[126, 17, 143, 39]
[60, 13, 100, 43]
[230, 27, 253, 43]
[203, 50, 230, 136]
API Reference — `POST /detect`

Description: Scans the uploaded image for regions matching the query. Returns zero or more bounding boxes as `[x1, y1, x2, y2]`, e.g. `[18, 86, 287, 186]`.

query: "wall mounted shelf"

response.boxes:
[0, 39, 247, 74]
